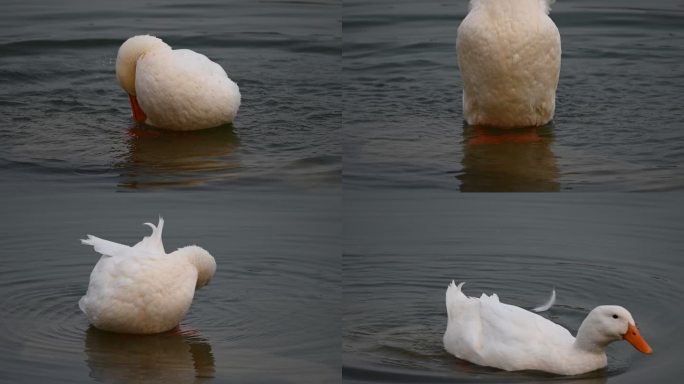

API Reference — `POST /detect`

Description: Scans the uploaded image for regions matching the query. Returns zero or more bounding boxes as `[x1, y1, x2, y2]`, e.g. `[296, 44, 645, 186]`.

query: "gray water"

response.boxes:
[343, 0, 684, 191]
[343, 192, 684, 383]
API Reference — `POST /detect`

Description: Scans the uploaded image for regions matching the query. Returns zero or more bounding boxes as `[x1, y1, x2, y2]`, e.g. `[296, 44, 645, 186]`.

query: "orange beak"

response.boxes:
[128, 94, 147, 123]
[623, 323, 653, 354]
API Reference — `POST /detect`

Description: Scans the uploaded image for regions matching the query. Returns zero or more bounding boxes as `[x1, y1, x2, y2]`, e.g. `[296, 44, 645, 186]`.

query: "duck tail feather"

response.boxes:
[532, 288, 556, 312]
[446, 281, 466, 319]
[142, 216, 164, 238]
[135, 216, 166, 253]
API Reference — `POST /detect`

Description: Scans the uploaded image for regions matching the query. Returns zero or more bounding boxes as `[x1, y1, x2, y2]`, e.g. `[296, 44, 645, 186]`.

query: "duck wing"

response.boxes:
[476, 293, 575, 371]
[82, 235, 159, 258]
[81, 235, 133, 258]
[135, 48, 240, 130]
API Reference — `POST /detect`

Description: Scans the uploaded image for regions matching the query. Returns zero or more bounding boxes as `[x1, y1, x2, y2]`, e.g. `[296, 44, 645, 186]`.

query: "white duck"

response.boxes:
[116, 35, 241, 130]
[443, 282, 652, 375]
[457, 0, 561, 127]
[79, 218, 216, 334]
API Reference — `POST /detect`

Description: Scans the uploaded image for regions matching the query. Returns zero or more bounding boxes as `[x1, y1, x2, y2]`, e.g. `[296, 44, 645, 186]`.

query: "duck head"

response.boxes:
[174, 245, 217, 289]
[575, 305, 653, 354]
[115, 35, 171, 122]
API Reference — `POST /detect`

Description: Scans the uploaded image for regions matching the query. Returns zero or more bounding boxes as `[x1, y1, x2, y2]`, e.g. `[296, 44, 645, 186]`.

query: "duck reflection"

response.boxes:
[84, 325, 215, 383]
[450, 359, 608, 384]
[118, 124, 240, 190]
[457, 123, 560, 191]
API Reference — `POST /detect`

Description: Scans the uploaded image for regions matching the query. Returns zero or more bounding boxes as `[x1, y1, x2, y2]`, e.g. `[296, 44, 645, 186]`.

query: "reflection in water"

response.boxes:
[344, 361, 608, 384]
[457, 123, 560, 192]
[448, 354, 609, 384]
[84, 326, 215, 383]
[118, 124, 240, 189]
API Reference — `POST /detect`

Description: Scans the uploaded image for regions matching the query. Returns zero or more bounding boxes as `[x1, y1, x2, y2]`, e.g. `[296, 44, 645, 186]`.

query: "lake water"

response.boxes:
[343, 0, 684, 191]
[0, 0, 339, 383]
[343, 192, 684, 383]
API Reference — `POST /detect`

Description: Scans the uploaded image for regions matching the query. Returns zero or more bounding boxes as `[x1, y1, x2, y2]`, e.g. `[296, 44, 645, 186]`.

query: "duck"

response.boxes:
[443, 281, 652, 375]
[116, 35, 241, 130]
[456, 0, 561, 127]
[79, 217, 217, 334]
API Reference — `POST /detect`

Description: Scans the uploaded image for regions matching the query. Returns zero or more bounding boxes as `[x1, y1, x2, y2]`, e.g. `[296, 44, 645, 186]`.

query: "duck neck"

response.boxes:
[175, 245, 216, 289]
[573, 319, 611, 354]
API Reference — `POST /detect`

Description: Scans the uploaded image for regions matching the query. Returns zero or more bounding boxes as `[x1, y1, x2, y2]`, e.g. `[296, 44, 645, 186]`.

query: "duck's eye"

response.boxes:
[612, 314, 619, 319]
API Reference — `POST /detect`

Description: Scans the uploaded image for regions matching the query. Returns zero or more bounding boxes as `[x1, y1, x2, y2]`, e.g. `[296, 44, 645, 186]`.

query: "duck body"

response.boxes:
[116, 35, 240, 131]
[443, 281, 652, 375]
[457, 0, 561, 127]
[79, 218, 216, 334]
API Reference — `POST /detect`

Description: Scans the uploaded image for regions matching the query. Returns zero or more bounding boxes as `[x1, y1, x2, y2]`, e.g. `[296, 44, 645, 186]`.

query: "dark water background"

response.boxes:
[343, 0, 684, 191]
[0, 0, 340, 383]
[343, 192, 684, 383]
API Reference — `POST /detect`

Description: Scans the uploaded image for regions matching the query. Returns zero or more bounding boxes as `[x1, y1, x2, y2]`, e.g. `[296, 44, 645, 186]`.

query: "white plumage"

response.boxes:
[457, 0, 561, 127]
[116, 35, 241, 131]
[79, 218, 217, 334]
[443, 281, 652, 375]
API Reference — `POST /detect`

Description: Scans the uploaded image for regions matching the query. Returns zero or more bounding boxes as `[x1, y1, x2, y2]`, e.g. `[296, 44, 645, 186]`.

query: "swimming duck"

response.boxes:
[116, 35, 241, 130]
[79, 218, 216, 334]
[457, 0, 561, 127]
[443, 281, 652, 375]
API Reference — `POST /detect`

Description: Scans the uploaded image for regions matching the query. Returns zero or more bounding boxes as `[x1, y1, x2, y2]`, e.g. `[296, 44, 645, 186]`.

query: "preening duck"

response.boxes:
[443, 281, 652, 375]
[79, 218, 216, 334]
[116, 35, 241, 130]
[457, 0, 561, 127]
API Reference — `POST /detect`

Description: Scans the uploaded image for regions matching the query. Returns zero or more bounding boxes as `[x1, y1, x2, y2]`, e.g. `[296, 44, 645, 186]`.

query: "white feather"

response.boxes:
[533, 288, 556, 312]
[134, 217, 166, 253]
[81, 235, 130, 258]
